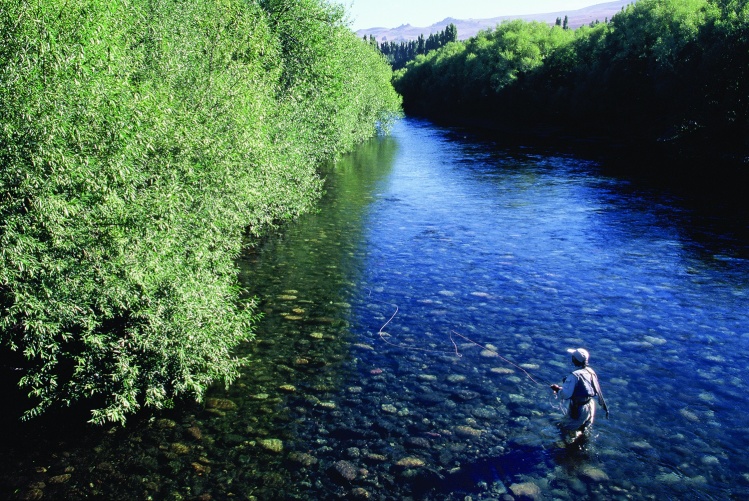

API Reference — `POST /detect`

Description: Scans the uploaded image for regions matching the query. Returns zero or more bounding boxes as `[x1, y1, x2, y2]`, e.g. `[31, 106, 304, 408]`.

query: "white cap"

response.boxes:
[567, 348, 589, 365]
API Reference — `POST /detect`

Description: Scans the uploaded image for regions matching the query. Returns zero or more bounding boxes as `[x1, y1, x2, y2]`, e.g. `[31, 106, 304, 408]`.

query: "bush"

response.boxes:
[0, 0, 401, 424]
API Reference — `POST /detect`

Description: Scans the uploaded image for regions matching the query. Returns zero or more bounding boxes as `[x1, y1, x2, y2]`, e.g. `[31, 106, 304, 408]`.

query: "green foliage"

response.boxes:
[393, 20, 575, 115]
[369, 24, 459, 70]
[393, 0, 749, 156]
[0, 0, 400, 424]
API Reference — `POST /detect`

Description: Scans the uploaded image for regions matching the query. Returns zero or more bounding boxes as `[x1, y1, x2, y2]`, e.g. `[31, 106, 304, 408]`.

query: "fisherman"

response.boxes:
[550, 348, 608, 443]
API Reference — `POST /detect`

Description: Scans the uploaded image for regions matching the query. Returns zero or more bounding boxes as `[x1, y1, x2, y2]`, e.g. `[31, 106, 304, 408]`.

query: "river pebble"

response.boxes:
[289, 452, 318, 466]
[47, 474, 72, 485]
[350, 487, 371, 499]
[205, 398, 237, 411]
[581, 466, 609, 482]
[185, 426, 202, 441]
[170, 443, 190, 455]
[330, 460, 358, 482]
[454, 425, 483, 438]
[509, 481, 542, 500]
[395, 457, 425, 468]
[259, 439, 283, 452]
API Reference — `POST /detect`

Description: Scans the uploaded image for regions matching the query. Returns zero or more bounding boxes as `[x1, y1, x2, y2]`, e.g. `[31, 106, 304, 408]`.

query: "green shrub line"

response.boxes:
[393, 0, 749, 161]
[0, 0, 401, 424]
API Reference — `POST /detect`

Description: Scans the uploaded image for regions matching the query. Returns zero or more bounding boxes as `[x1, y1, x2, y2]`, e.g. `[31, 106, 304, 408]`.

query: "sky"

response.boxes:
[344, 0, 606, 31]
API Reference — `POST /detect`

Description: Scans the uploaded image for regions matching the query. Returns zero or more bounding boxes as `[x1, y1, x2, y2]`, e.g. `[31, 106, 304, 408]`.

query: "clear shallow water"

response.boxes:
[3, 118, 749, 500]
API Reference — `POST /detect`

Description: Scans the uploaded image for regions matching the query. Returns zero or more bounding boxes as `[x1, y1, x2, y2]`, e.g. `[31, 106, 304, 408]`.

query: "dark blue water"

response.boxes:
[4, 118, 749, 500]
[232, 118, 749, 499]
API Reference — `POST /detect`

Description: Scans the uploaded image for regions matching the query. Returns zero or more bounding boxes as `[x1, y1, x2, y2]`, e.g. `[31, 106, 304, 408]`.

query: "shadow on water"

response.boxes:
[407, 439, 600, 498]
[441, 120, 749, 261]
[438, 443, 553, 492]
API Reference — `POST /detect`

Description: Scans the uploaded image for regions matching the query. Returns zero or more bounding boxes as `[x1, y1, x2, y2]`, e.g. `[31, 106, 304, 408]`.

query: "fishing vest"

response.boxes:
[570, 368, 597, 403]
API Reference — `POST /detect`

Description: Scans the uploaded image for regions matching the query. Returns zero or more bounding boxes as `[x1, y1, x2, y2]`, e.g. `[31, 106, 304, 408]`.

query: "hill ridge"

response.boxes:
[356, 0, 632, 42]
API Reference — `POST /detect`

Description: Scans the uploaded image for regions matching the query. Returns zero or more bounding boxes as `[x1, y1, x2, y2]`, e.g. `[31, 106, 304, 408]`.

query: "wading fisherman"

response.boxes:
[550, 348, 608, 442]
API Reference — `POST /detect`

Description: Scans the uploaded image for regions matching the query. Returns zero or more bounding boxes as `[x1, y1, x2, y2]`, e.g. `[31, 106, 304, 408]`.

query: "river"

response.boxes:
[3, 118, 749, 500]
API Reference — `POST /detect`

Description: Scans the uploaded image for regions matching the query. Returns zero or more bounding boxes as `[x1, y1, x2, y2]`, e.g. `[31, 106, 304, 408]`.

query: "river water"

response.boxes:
[3, 118, 749, 500]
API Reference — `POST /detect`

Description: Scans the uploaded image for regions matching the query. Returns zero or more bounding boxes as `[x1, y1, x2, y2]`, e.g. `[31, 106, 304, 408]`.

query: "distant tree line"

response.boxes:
[364, 23, 458, 69]
[393, 0, 749, 165]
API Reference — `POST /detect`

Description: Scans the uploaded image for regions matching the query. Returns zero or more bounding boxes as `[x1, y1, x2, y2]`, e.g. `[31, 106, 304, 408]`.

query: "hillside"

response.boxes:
[356, 0, 632, 42]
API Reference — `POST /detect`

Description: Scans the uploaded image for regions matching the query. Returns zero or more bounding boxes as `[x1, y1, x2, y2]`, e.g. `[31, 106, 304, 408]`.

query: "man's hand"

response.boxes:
[550, 384, 562, 393]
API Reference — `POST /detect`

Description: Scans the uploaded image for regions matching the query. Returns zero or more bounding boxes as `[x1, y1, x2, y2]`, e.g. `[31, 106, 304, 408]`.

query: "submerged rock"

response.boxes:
[406, 437, 431, 449]
[679, 408, 700, 422]
[581, 466, 609, 482]
[395, 457, 425, 468]
[490, 367, 515, 375]
[289, 452, 318, 467]
[205, 398, 237, 411]
[21, 488, 44, 500]
[170, 442, 190, 455]
[47, 474, 72, 485]
[451, 390, 479, 401]
[96, 462, 115, 473]
[350, 487, 371, 499]
[455, 425, 483, 438]
[156, 418, 177, 429]
[363, 452, 387, 462]
[185, 426, 202, 441]
[509, 481, 542, 500]
[191, 462, 211, 475]
[381, 404, 397, 414]
[353, 343, 375, 350]
[415, 393, 444, 406]
[260, 439, 283, 453]
[330, 460, 358, 482]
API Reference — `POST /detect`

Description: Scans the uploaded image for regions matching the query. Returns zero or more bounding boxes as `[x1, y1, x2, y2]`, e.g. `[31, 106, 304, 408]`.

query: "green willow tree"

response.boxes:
[394, 0, 749, 159]
[393, 20, 575, 116]
[0, 0, 401, 424]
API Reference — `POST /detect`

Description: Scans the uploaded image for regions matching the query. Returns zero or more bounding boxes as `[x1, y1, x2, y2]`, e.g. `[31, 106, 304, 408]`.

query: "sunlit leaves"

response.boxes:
[0, 0, 400, 424]
[393, 20, 575, 114]
[394, 0, 748, 153]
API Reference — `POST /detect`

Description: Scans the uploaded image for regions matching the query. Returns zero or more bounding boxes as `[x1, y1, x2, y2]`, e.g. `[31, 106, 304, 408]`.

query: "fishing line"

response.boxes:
[449, 330, 554, 388]
[374, 293, 462, 358]
[367, 289, 559, 390]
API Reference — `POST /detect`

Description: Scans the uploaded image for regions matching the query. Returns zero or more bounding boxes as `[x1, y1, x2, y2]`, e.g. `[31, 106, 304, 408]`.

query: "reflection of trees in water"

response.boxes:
[197, 134, 403, 497]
